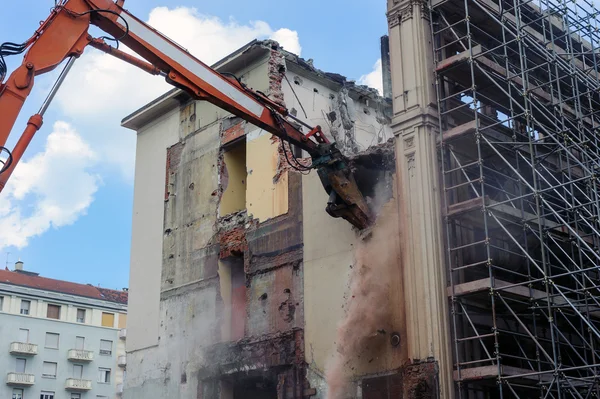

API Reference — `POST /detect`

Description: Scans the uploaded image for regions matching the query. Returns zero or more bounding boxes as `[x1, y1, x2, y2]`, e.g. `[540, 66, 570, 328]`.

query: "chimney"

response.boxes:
[380, 35, 392, 99]
[14, 260, 23, 271]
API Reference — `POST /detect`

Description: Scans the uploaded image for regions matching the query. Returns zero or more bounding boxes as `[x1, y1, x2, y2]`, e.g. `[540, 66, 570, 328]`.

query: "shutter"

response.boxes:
[101, 312, 115, 327]
[75, 336, 84, 350]
[118, 313, 127, 329]
[76, 309, 86, 323]
[45, 333, 59, 349]
[43, 362, 56, 377]
[100, 340, 112, 355]
[73, 364, 83, 378]
[47, 304, 60, 319]
[15, 358, 25, 373]
[18, 329, 28, 343]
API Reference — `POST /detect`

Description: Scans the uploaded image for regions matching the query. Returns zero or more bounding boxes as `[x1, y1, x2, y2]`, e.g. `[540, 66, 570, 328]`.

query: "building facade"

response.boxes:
[385, 0, 600, 397]
[121, 40, 434, 399]
[0, 262, 127, 399]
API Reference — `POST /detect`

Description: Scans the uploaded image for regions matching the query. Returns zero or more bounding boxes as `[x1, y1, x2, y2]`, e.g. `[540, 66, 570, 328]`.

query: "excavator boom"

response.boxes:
[0, 0, 372, 229]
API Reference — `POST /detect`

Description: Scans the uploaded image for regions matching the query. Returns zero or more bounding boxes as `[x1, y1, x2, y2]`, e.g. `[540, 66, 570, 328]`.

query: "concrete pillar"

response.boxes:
[386, 1, 453, 398]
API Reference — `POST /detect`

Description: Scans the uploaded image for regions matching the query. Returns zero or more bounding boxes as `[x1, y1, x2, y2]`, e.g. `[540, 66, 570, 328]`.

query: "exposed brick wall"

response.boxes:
[221, 117, 247, 146]
[361, 361, 439, 399]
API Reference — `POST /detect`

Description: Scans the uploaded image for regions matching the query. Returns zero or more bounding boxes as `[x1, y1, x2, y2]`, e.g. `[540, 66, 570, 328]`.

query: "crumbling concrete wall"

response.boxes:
[281, 63, 392, 157]
[127, 39, 402, 399]
[125, 49, 282, 399]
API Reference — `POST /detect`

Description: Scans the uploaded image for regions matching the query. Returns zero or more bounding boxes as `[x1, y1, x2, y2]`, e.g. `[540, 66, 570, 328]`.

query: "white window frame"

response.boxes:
[12, 388, 23, 399]
[20, 300, 30, 315]
[45, 332, 59, 349]
[40, 392, 55, 399]
[42, 361, 57, 379]
[75, 336, 85, 350]
[71, 394, 82, 399]
[76, 308, 86, 323]
[98, 368, 111, 384]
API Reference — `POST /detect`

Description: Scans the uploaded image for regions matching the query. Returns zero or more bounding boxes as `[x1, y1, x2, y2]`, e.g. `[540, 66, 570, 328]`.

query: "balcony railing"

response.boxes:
[118, 355, 126, 367]
[6, 372, 35, 386]
[67, 349, 94, 362]
[9, 342, 38, 356]
[119, 328, 127, 339]
[65, 378, 92, 391]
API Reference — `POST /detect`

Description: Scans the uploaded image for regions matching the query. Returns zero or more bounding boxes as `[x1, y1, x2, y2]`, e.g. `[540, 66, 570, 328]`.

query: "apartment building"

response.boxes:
[0, 261, 128, 399]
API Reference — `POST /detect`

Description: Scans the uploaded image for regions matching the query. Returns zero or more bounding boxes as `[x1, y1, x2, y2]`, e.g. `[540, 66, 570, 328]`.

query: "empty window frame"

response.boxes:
[220, 141, 247, 215]
[20, 300, 30, 315]
[45, 332, 59, 349]
[76, 308, 86, 323]
[42, 362, 57, 378]
[98, 368, 111, 383]
[46, 304, 60, 319]
[99, 339, 112, 356]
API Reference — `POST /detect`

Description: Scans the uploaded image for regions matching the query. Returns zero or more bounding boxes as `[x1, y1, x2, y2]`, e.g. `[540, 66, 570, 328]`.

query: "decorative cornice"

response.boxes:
[387, 0, 430, 27]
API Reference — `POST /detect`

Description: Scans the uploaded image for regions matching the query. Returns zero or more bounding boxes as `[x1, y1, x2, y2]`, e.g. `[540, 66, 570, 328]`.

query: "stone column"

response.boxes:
[387, 1, 453, 398]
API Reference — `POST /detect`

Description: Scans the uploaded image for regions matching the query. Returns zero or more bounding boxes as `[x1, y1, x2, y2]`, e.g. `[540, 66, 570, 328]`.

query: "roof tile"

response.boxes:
[0, 269, 128, 305]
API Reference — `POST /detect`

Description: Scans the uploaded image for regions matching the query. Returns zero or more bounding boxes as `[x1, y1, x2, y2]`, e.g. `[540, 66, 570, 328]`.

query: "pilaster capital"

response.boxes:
[387, 0, 430, 28]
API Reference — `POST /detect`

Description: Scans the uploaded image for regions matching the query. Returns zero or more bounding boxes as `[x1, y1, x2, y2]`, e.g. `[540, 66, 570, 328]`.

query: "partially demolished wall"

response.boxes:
[124, 41, 416, 399]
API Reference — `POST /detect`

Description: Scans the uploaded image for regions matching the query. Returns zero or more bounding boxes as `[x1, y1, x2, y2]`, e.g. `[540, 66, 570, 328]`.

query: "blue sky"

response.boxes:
[0, 0, 387, 290]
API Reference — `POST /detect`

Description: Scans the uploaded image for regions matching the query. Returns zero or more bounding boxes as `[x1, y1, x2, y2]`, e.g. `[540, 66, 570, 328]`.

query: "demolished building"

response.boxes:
[120, 40, 427, 398]
[121, 0, 600, 396]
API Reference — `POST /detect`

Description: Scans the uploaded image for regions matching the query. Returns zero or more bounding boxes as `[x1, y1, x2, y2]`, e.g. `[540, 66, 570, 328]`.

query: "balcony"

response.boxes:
[119, 328, 126, 339]
[9, 342, 38, 356]
[65, 378, 92, 391]
[6, 372, 35, 386]
[118, 355, 126, 368]
[67, 349, 94, 362]
[117, 383, 124, 395]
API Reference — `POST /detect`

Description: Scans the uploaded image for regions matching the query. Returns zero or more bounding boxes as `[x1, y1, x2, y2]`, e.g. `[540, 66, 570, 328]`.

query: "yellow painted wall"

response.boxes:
[246, 131, 288, 221]
[220, 143, 247, 215]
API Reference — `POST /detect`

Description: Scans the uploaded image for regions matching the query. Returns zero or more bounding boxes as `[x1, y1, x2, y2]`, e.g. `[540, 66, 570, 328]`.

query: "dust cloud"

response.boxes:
[325, 199, 399, 399]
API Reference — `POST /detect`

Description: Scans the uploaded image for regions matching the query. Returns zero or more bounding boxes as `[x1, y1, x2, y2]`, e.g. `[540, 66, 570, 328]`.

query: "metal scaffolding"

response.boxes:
[429, 0, 600, 397]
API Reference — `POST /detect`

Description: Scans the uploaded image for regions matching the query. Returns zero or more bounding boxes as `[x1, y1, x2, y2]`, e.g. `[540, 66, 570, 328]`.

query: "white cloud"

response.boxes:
[270, 28, 302, 55]
[0, 7, 302, 251]
[0, 121, 99, 250]
[55, 7, 302, 179]
[358, 59, 383, 96]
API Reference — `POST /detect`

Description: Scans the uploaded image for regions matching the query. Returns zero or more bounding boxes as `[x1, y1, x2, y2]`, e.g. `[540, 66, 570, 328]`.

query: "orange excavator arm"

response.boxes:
[0, 0, 372, 229]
